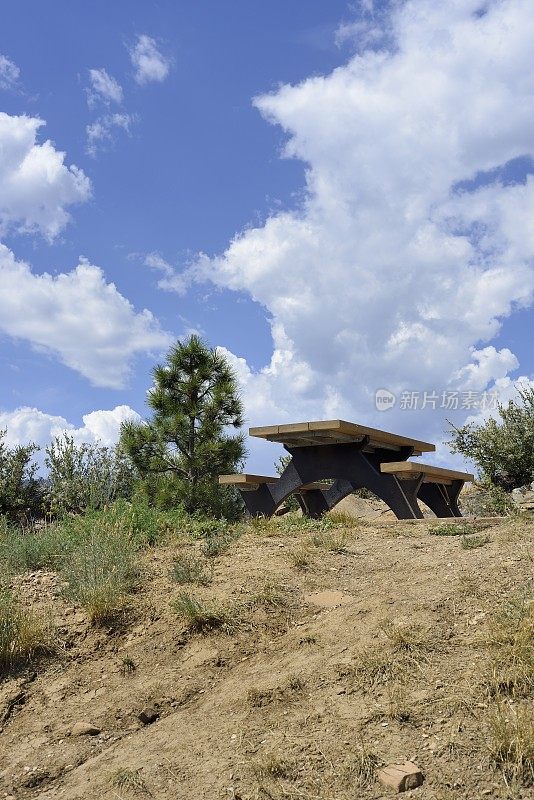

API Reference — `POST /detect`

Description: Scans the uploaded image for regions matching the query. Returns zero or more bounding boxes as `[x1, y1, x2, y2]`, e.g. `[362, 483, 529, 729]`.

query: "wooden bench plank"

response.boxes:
[250, 419, 435, 453]
[218, 474, 326, 491]
[219, 474, 278, 487]
[380, 462, 474, 482]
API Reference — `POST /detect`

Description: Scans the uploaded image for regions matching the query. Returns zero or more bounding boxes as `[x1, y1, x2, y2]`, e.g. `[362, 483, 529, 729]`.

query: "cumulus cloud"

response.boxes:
[192, 0, 534, 451]
[0, 112, 91, 240]
[86, 112, 135, 157]
[0, 54, 20, 90]
[0, 405, 141, 450]
[130, 35, 170, 85]
[87, 67, 123, 107]
[0, 243, 172, 388]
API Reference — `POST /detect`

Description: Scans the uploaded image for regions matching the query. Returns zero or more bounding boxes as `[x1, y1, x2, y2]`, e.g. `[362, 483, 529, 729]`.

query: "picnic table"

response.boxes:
[219, 419, 473, 520]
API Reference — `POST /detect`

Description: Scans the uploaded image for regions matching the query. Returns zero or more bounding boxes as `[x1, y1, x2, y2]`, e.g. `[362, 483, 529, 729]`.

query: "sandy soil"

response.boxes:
[0, 514, 532, 800]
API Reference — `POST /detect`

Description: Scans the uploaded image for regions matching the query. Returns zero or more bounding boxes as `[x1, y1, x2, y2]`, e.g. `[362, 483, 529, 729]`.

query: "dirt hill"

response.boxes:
[1, 513, 532, 800]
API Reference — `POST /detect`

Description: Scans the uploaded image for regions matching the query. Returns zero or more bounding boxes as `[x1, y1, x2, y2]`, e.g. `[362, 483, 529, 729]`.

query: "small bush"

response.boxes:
[171, 553, 212, 586]
[0, 430, 43, 522]
[448, 385, 534, 491]
[173, 592, 241, 633]
[0, 590, 54, 670]
[61, 531, 139, 624]
[200, 530, 234, 558]
[45, 435, 136, 516]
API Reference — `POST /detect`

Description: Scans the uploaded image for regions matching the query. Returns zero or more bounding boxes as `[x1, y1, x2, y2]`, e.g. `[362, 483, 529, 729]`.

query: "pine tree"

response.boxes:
[120, 335, 245, 513]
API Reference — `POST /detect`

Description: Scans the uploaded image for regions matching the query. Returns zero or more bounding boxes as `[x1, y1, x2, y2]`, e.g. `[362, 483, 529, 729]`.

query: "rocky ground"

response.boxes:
[0, 512, 532, 800]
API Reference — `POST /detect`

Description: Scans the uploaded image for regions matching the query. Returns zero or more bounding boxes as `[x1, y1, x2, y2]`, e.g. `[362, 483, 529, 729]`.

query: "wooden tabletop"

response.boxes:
[249, 419, 435, 454]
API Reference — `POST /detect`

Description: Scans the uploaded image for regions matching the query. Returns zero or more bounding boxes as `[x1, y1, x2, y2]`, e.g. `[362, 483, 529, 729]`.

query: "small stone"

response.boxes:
[377, 761, 424, 793]
[70, 721, 101, 736]
[138, 706, 158, 725]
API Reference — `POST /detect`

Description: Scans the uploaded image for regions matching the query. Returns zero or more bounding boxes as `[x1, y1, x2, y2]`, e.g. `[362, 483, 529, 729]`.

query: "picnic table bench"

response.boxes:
[219, 419, 473, 520]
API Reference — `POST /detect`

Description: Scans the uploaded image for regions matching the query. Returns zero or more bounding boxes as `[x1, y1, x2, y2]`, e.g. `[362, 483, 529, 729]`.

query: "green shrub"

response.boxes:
[44, 435, 136, 516]
[0, 589, 54, 670]
[448, 385, 534, 491]
[0, 430, 43, 522]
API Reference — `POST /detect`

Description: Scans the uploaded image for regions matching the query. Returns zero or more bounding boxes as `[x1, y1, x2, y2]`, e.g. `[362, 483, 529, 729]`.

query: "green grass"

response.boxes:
[173, 592, 241, 633]
[61, 530, 140, 625]
[460, 533, 490, 549]
[0, 589, 54, 671]
[430, 522, 477, 536]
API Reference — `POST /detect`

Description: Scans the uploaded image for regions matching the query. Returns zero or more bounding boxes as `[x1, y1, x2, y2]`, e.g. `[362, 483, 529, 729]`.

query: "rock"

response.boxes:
[138, 706, 158, 725]
[70, 721, 101, 736]
[377, 761, 424, 792]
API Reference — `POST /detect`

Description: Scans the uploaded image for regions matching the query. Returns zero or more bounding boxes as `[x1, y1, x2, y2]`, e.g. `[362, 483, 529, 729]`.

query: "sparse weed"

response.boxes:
[287, 674, 305, 692]
[431, 522, 477, 536]
[253, 753, 297, 780]
[346, 740, 380, 787]
[173, 591, 241, 633]
[0, 590, 54, 670]
[200, 531, 234, 558]
[110, 767, 148, 794]
[170, 552, 212, 586]
[250, 581, 289, 609]
[346, 646, 398, 689]
[288, 546, 313, 570]
[311, 530, 347, 552]
[460, 533, 490, 549]
[327, 509, 360, 527]
[380, 620, 433, 653]
[120, 655, 137, 676]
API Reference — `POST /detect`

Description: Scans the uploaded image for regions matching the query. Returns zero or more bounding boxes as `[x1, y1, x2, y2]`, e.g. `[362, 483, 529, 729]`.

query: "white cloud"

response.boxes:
[86, 112, 134, 157]
[0, 54, 20, 90]
[0, 112, 91, 240]
[143, 252, 187, 293]
[0, 243, 172, 388]
[192, 0, 534, 456]
[130, 35, 171, 85]
[87, 68, 123, 107]
[0, 405, 141, 450]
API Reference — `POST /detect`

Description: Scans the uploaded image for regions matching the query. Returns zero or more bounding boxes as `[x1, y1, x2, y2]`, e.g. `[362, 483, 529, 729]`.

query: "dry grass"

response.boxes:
[484, 592, 534, 698]
[489, 703, 534, 787]
[311, 530, 348, 552]
[110, 767, 149, 794]
[0, 590, 55, 671]
[253, 753, 298, 780]
[288, 546, 314, 571]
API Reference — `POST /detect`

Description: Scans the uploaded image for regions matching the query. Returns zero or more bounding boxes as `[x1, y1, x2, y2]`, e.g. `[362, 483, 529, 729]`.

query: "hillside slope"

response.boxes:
[1, 514, 532, 800]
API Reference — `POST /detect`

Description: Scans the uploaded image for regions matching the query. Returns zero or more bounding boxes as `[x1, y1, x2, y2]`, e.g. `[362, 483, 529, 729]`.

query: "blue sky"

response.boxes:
[1, 0, 533, 473]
